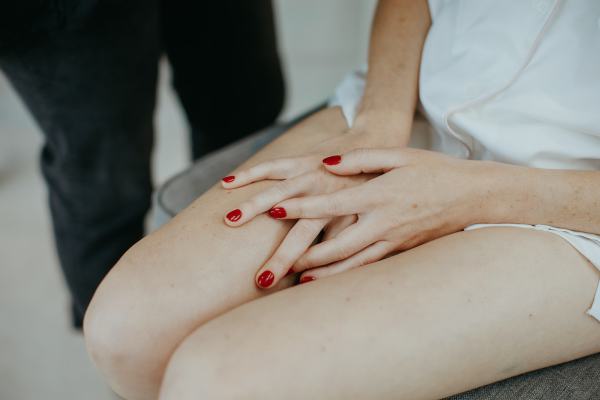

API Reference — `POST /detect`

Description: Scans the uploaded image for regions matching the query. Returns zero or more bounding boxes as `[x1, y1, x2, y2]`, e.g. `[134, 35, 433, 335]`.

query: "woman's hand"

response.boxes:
[220, 123, 402, 192]
[223, 162, 375, 288]
[251, 147, 495, 286]
[221, 114, 408, 289]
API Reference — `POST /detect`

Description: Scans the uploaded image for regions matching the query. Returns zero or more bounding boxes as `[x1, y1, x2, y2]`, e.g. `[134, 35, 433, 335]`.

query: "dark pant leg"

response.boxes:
[0, 0, 160, 327]
[161, 0, 285, 159]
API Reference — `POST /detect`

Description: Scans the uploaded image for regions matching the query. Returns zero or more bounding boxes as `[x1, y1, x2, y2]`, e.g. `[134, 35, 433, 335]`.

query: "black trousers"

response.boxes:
[0, 0, 284, 327]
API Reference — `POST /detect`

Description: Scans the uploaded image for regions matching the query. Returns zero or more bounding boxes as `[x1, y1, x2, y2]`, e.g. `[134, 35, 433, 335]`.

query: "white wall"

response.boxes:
[274, 0, 377, 117]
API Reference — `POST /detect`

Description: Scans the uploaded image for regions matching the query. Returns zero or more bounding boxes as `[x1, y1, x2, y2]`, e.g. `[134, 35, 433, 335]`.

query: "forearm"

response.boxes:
[479, 163, 600, 235]
[355, 0, 431, 146]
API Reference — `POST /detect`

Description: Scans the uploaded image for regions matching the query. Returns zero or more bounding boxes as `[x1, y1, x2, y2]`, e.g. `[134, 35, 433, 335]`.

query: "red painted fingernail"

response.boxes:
[322, 155, 341, 165]
[285, 267, 294, 277]
[300, 276, 316, 284]
[257, 270, 275, 288]
[226, 209, 242, 222]
[268, 207, 287, 219]
[222, 175, 235, 183]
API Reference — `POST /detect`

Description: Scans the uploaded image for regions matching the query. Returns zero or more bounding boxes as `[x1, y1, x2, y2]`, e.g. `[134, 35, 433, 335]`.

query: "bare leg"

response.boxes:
[160, 227, 600, 400]
[83, 108, 348, 399]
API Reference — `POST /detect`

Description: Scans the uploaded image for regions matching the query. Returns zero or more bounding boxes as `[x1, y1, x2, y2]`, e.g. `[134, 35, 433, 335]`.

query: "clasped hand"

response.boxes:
[222, 147, 489, 289]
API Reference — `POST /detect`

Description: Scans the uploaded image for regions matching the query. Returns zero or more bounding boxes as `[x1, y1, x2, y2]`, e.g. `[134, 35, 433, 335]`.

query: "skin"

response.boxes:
[83, 107, 365, 400]
[229, 147, 600, 288]
[159, 227, 600, 400]
[85, 112, 600, 400]
[85, 2, 431, 397]
[83, 1, 600, 399]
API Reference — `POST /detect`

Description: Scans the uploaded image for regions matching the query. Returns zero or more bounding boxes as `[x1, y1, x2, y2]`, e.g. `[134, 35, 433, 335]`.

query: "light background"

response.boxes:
[0, 1, 376, 399]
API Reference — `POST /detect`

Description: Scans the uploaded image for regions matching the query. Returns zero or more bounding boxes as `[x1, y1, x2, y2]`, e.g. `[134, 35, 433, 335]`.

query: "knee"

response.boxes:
[159, 334, 262, 400]
[83, 254, 166, 400]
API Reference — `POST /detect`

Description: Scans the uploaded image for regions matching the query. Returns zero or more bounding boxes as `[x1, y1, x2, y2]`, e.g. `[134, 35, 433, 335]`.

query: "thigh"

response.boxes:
[84, 107, 347, 399]
[160, 227, 600, 400]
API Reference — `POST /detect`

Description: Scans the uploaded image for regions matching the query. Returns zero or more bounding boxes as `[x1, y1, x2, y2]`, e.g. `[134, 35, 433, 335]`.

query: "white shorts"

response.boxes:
[330, 71, 600, 322]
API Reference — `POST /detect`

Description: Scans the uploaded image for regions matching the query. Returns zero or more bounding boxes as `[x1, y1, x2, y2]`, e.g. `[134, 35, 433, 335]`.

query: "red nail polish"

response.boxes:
[268, 207, 287, 219]
[226, 209, 242, 222]
[285, 267, 294, 277]
[257, 270, 275, 288]
[322, 155, 341, 165]
[300, 276, 316, 284]
[222, 175, 235, 183]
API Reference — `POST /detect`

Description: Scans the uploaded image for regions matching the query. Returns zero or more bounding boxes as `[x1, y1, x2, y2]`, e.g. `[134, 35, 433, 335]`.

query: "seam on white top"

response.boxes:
[442, 0, 563, 159]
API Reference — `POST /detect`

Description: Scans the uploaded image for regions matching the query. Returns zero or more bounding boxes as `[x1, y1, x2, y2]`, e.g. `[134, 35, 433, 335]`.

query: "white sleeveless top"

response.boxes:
[329, 0, 600, 321]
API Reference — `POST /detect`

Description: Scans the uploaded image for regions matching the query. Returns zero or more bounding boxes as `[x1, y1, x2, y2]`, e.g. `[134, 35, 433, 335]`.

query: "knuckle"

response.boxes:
[294, 254, 312, 270]
[352, 148, 370, 163]
[294, 219, 323, 238]
[335, 246, 355, 260]
[282, 158, 301, 173]
[255, 160, 276, 177]
[247, 163, 265, 177]
[243, 197, 261, 212]
[295, 200, 308, 218]
[269, 252, 290, 269]
[270, 181, 290, 199]
[263, 160, 277, 171]
[294, 260, 308, 271]
[298, 170, 319, 186]
[327, 197, 343, 215]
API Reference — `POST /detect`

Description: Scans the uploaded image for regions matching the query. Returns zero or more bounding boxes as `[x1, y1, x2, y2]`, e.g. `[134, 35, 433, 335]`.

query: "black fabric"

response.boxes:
[162, 0, 285, 158]
[0, 0, 284, 327]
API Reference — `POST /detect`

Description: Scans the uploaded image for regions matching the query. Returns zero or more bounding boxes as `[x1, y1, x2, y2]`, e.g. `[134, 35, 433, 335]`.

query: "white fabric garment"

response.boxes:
[329, 0, 600, 321]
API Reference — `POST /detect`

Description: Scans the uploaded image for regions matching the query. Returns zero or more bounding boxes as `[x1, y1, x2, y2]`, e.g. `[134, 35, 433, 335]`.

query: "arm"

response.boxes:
[237, 149, 600, 283]
[223, 0, 432, 191]
[355, 0, 431, 146]
[485, 164, 600, 235]
[221, 0, 432, 289]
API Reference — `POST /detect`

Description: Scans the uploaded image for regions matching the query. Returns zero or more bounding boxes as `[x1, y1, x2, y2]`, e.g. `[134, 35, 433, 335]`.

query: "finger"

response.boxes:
[255, 218, 329, 289]
[270, 184, 373, 220]
[298, 241, 395, 283]
[322, 148, 413, 175]
[322, 214, 357, 241]
[224, 173, 313, 226]
[221, 156, 312, 189]
[293, 219, 379, 271]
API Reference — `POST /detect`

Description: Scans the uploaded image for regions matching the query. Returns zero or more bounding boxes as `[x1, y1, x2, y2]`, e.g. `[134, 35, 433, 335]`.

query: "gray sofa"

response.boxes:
[153, 112, 600, 400]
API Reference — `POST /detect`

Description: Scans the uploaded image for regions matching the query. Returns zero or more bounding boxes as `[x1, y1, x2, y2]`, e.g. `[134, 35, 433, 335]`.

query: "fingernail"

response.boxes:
[285, 267, 294, 277]
[300, 276, 316, 284]
[222, 175, 235, 183]
[257, 270, 275, 288]
[322, 155, 341, 165]
[226, 209, 242, 222]
[268, 207, 287, 219]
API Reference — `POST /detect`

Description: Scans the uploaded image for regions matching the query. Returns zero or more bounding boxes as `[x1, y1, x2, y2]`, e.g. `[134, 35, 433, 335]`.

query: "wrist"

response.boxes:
[352, 109, 413, 147]
[470, 161, 534, 225]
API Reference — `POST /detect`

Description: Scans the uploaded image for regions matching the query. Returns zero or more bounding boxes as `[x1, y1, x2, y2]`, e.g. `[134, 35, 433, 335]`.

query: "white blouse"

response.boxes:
[421, 0, 600, 169]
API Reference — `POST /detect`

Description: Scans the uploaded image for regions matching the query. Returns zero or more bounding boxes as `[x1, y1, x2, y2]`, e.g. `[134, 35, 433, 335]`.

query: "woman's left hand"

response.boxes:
[257, 147, 496, 284]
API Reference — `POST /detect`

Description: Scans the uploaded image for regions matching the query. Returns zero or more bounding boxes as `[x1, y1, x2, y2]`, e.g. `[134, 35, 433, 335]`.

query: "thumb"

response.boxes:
[321, 148, 410, 175]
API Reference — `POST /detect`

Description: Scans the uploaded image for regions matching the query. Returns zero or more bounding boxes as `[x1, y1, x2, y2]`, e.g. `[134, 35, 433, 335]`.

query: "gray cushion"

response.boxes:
[153, 119, 600, 400]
